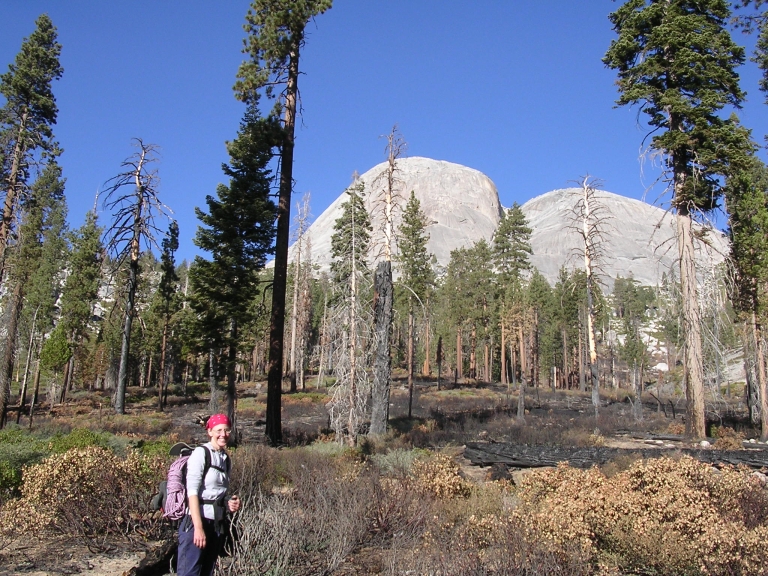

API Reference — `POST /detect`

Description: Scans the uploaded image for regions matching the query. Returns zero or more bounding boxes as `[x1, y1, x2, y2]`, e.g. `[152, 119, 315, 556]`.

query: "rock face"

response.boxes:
[287, 158, 727, 289]
[296, 157, 503, 273]
[523, 188, 728, 289]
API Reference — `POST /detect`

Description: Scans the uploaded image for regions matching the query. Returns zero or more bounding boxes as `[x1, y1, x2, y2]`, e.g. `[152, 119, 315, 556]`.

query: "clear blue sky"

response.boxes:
[2, 1, 767, 262]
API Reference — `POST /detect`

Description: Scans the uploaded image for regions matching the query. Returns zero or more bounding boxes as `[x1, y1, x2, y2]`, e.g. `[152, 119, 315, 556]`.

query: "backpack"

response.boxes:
[150, 442, 230, 521]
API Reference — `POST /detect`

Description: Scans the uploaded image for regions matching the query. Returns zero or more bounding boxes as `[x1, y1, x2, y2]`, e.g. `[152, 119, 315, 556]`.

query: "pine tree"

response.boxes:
[493, 202, 532, 284]
[0, 161, 66, 425]
[236, 0, 332, 446]
[154, 221, 180, 411]
[726, 154, 768, 438]
[0, 14, 63, 286]
[493, 202, 532, 388]
[604, 0, 748, 439]
[190, 105, 277, 429]
[396, 191, 434, 420]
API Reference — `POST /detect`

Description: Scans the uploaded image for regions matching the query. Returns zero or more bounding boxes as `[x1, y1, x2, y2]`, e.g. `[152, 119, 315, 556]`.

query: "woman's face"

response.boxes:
[208, 423, 231, 450]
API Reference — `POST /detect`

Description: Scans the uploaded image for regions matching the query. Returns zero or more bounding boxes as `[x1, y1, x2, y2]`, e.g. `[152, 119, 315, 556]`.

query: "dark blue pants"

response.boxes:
[177, 516, 225, 576]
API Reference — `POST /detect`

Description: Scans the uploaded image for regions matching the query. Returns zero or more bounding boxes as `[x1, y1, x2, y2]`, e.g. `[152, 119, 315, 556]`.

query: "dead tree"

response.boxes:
[369, 126, 406, 435]
[288, 193, 312, 391]
[569, 177, 611, 422]
[102, 139, 170, 414]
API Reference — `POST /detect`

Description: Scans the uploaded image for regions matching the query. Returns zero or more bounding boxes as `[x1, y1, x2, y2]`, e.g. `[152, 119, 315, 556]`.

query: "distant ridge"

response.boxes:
[282, 158, 727, 290]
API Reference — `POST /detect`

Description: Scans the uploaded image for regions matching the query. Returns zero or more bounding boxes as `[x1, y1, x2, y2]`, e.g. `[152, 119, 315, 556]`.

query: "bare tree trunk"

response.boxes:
[347, 254, 358, 446]
[456, 327, 463, 380]
[157, 317, 169, 411]
[753, 313, 768, 441]
[578, 315, 586, 392]
[16, 310, 38, 424]
[288, 232, 302, 392]
[316, 289, 328, 389]
[517, 324, 526, 421]
[501, 317, 507, 386]
[470, 325, 477, 379]
[0, 113, 28, 287]
[227, 319, 238, 436]
[422, 316, 430, 376]
[59, 356, 73, 404]
[370, 261, 392, 434]
[266, 39, 301, 447]
[408, 302, 415, 418]
[0, 283, 23, 427]
[677, 203, 706, 440]
[436, 336, 443, 391]
[208, 349, 219, 413]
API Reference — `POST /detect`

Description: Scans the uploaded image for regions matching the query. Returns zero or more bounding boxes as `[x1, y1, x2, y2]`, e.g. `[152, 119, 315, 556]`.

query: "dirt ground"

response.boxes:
[1, 377, 752, 575]
[0, 536, 145, 576]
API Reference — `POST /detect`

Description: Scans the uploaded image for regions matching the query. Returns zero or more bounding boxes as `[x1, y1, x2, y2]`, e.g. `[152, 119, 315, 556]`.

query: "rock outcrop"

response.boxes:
[284, 158, 728, 289]
[293, 157, 503, 273]
[523, 188, 728, 289]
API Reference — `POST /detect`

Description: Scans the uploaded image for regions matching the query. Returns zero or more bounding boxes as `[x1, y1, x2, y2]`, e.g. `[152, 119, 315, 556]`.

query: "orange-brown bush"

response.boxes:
[711, 425, 746, 450]
[514, 456, 768, 574]
[0, 446, 164, 544]
[411, 453, 471, 498]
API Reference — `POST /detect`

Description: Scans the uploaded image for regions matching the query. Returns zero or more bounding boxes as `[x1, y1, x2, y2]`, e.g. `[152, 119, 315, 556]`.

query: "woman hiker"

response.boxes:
[177, 413, 241, 576]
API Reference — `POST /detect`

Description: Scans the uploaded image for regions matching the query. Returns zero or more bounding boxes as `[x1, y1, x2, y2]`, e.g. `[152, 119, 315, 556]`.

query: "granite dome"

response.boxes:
[286, 158, 727, 288]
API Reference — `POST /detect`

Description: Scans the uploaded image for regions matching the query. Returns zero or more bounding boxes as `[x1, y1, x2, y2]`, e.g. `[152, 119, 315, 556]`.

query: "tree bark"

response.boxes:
[408, 302, 414, 418]
[0, 112, 28, 287]
[752, 314, 768, 441]
[456, 327, 463, 380]
[227, 319, 238, 436]
[265, 39, 300, 447]
[501, 317, 507, 386]
[158, 319, 169, 411]
[370, 261, 392, 434]
[677, 203, 706, 440]
[208, 348, 219, 413]
[0, 282, 24, 427]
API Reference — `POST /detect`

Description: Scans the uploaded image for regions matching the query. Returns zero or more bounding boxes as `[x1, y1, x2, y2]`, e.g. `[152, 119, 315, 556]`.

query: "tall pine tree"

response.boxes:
[235, 0, 332, 446]
[604, 0, 748, 439]
[0, 14, 63, 286]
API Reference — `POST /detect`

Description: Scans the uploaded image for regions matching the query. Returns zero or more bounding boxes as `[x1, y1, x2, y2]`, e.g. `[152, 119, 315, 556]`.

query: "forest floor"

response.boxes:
[0, 375, 756, 575]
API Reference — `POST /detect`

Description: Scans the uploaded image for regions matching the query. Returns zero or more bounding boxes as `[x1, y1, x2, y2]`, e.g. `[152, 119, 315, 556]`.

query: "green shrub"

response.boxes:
[0, 427, 49, 500]
[135, 438, 173, 459]
[47, 427, 112, 453]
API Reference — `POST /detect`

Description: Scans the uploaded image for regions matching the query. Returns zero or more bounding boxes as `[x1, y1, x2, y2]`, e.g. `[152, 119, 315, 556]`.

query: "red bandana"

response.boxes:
[206, 413, 231, 429]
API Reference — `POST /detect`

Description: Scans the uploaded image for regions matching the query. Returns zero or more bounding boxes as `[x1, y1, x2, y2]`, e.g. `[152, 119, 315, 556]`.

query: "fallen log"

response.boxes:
[464, 442, 768, 470]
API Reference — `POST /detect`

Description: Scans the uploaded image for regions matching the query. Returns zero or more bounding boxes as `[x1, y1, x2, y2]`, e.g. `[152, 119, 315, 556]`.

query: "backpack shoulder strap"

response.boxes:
[202, 444, 212, 477]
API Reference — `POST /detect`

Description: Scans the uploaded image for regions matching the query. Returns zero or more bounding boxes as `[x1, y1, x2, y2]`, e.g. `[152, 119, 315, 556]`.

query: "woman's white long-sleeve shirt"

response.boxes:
[185, 442, 230, 521]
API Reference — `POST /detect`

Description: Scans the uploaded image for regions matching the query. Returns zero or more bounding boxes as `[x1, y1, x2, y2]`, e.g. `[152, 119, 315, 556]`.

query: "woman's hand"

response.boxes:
[228, 495, 241, 513]
[193, 525, 206, 549]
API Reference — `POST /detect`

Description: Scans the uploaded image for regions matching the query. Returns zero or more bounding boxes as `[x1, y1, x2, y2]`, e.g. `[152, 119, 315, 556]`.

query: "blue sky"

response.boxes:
[1, 1, 767, 262]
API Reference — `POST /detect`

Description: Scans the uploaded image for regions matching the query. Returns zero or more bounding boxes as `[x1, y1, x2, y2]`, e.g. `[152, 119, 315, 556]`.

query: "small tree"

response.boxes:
[155, 221, 179, 410]
[190, 106, 277, 428]
[396, 191, 434, 420]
